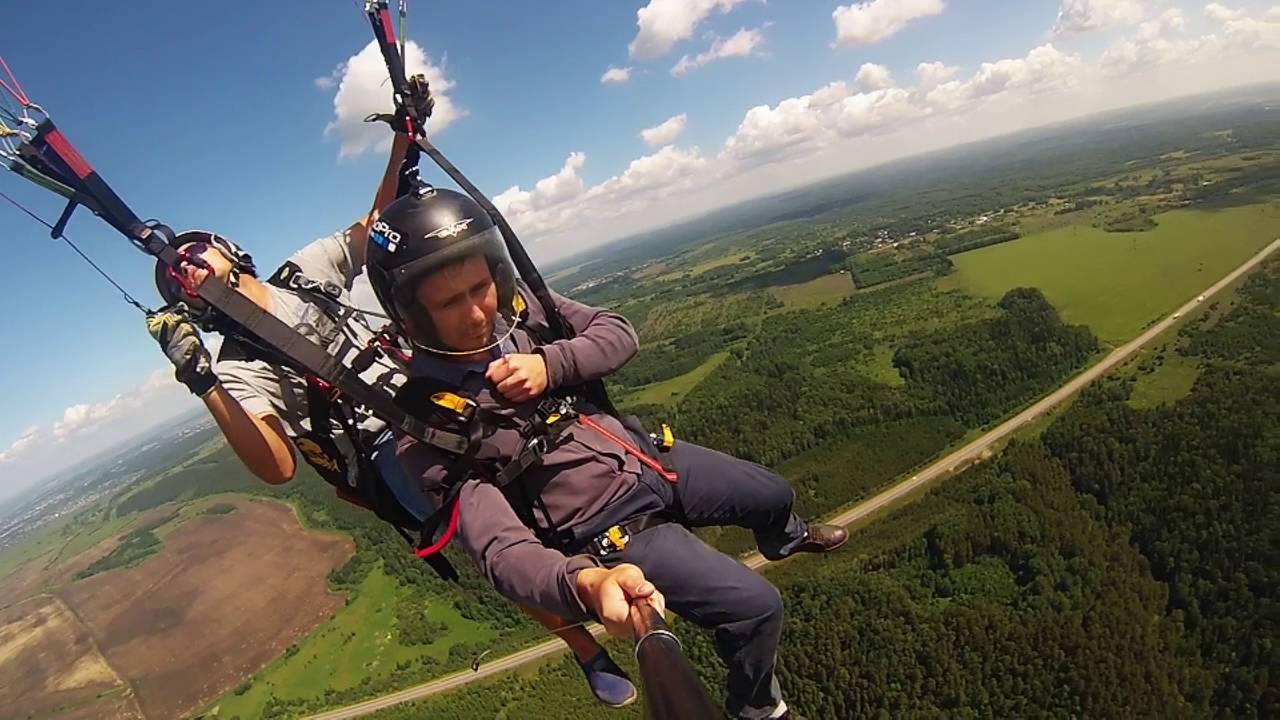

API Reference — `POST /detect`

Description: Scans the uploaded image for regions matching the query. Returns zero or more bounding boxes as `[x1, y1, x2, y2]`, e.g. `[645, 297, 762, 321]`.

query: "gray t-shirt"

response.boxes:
[215, 231, 405, 481]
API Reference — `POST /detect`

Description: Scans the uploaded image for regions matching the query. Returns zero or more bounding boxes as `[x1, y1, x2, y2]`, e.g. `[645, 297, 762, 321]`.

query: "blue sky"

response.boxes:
[1, 0, 1277, 501]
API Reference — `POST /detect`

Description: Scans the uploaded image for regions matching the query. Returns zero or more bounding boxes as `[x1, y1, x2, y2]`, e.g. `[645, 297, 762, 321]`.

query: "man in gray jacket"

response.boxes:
[368, 186, 848, 720]
[145, 86, 637, 707]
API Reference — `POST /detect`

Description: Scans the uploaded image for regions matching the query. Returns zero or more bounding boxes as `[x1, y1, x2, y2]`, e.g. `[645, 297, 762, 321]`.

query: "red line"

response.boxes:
[0, 55, 30, 106]
[416, 499, 461, 557]
[578, 415, 678, 482]
[43, 130, 93, 180]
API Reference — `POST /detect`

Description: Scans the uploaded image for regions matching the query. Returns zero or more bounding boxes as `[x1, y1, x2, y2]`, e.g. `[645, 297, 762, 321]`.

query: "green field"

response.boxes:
[211, 564, 498, 718]
[855, 344, 905, 386]
[1127, 351, 1201, 408]
[0, 514, 78, 583]
[768, 272, 857, 309]
[1121, 246, 1271, 408]
[942, 202, 1280, 344]
[622, 351, 730, 406]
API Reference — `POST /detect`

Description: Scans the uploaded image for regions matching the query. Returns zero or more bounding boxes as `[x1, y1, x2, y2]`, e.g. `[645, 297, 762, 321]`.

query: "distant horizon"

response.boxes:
[0, 405, 210, 513]
[542, 80, 1280, 273]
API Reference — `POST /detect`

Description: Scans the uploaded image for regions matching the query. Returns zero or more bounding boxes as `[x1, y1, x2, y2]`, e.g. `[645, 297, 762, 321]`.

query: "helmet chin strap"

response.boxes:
[415, 312, 521, 357]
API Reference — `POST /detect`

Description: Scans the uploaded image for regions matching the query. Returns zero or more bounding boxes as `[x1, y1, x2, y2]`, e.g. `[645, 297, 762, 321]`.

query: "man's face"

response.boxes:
[413, 255, 498, 352]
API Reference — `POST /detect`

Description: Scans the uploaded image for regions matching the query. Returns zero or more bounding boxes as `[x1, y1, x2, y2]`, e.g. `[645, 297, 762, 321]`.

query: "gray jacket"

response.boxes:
[395, 286, 642, 619]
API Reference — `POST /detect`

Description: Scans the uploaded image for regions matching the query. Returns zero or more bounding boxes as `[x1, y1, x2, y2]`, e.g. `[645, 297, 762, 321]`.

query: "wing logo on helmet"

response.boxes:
[424, 218, 474, 240]
[371, 220, 402, 252]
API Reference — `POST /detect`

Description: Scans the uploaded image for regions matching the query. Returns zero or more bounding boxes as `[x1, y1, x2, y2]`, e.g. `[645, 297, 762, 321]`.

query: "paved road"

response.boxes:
[308, 237, 1280, 719]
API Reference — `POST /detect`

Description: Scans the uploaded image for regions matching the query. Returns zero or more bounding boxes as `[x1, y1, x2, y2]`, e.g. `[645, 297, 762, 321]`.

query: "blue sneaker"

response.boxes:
[577, 649, 637, 708]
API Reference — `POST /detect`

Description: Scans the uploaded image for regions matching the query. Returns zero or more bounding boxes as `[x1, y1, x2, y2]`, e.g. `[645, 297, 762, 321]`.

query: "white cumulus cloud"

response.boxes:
[723, 43, 1084, 169]
[641, 113, 690, 147]
[1205, 3, 1280, 48]
[494, 152, 588, 221]
[0, 426, 41, 465]
[855, 62, 895, 91]
[926, 44, 1085, 111]
[601, 66, 633, 84]
[320, 40, 462, 159]
[1100, 9, 1198, 75]
[833, 0, 946, 47]
[1204, 2, 1247, 22]
[496, 145, 708, 243]
[629, 0, 752, 59]
[915, 61, 960, 89]
[835, 87, 925, 135]
[1054, 0, 1148, 35]
[671, 26, 768, 76]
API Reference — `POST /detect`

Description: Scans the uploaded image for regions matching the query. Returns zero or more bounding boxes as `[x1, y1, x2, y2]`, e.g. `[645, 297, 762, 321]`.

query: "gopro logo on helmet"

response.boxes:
[371, 220, 401, 252]
[425, 218, 474, 240]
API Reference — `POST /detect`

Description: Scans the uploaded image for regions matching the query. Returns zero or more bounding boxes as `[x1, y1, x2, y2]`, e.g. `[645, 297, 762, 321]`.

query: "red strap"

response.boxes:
[379, 7, 397, 46]
[578, 415, 678, 483]
[416, 499, 461, 557]
[43, 129, 94, 180]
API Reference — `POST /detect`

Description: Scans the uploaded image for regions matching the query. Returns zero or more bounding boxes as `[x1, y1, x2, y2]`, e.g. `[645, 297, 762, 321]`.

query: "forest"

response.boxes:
[1039, 260, 1280, 715]
[666, 287, 1092, 468]
[893, 287, 1100, 425]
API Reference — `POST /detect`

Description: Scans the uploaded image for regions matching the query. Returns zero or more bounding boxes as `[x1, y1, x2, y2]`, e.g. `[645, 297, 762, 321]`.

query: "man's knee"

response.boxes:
[735, 575, 784, 630]
[750, 465, 795, 512]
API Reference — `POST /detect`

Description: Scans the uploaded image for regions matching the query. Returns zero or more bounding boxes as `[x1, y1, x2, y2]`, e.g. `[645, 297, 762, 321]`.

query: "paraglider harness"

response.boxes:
[0, 3, 678, 581]
[390, 295, 681, 567]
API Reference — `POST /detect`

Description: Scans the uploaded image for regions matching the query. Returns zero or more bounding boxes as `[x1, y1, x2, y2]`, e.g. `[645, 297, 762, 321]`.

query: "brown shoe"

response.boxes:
[789, 524, 848, 555]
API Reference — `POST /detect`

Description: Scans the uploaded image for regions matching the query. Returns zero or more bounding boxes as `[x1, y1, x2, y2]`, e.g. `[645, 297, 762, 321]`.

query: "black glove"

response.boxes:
[147, 305, 217, 397]
[365, 73, 435, 135]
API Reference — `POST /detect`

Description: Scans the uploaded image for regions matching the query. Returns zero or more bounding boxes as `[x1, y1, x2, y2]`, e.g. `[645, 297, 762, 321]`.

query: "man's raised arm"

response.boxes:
[346, 132, 413, 271]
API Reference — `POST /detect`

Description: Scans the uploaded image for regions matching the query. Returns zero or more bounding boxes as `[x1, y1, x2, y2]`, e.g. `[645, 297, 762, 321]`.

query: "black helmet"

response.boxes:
[366, 186, 518, 354]
[154, 230, 257, 331]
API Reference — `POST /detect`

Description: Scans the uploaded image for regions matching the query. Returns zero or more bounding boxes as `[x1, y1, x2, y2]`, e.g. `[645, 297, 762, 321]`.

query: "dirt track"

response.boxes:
[307, 237, 1280, 720]
[58, 499, 353, 719]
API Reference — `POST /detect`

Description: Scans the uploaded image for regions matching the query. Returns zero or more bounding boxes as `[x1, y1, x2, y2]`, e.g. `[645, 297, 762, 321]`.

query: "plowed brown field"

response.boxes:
[54, 499, 353, 719]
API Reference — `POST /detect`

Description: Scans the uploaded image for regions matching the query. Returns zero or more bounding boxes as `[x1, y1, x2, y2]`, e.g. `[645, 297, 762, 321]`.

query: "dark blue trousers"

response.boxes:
[574, 440, 809, 719]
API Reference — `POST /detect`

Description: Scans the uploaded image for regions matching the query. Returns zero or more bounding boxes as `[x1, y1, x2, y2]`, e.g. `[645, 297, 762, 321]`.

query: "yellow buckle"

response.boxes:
[605, 525, 629, 552]
[431, 392, 475, 415]
[659, 423, 675, 451]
